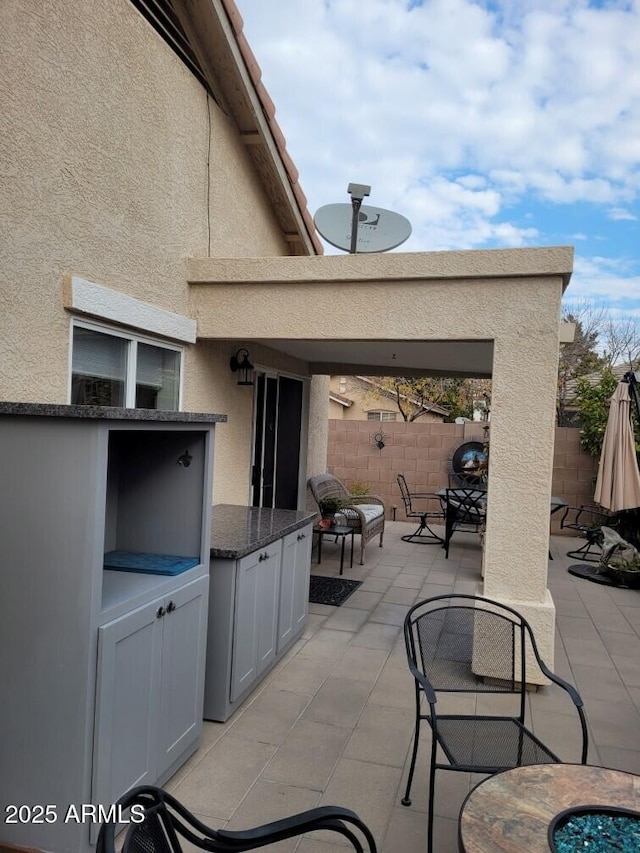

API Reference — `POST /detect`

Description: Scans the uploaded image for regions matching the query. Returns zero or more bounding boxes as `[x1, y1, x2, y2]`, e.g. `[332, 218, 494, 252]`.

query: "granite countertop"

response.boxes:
[210, 504, 317, 559]
[0, 402, 226, 423]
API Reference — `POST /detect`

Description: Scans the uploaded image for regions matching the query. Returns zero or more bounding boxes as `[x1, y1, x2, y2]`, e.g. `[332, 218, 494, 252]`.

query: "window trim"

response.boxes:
[366, 410, 397, 422]
[69, 319, 184, 410]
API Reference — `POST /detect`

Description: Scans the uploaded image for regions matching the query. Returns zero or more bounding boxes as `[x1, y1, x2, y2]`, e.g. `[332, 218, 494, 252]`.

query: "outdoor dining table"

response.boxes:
[436, 489, 566, 558]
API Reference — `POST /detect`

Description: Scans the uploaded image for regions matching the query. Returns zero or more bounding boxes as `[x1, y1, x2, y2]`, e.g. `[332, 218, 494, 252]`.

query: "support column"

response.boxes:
[480, 324, 560, 681]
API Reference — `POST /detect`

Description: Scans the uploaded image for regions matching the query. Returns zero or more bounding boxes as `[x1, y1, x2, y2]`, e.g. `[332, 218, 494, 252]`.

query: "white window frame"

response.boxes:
[366, 410, 397, 422]
[69, 318, 184, 410]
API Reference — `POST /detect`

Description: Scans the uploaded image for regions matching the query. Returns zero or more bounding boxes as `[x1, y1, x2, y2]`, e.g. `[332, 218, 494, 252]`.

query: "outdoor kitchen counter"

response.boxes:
[209, 503, 317, 559]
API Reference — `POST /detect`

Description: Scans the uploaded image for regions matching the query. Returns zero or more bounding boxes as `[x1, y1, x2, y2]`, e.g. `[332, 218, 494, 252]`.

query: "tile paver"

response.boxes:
[166, 522, 640, 852]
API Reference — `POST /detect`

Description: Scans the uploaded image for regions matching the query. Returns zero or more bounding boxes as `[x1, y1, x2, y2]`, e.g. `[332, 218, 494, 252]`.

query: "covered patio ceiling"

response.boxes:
[253, 338, 495, 379]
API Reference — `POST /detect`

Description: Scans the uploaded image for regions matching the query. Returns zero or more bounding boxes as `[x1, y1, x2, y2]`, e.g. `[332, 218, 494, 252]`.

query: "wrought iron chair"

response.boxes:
[401, 594, 588, 853]
[396, 474, 445, 544]
[560, 504, 616, 562]
[97, 785, 378, 853]
[443, 487, 486, 558]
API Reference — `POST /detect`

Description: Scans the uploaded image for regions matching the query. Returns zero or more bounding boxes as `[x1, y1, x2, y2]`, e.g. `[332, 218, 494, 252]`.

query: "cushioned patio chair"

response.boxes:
[97, 785, 378, 853]
[401, 594, 588, 853]
[396, 474, 445, 544]
[308, 473, 385, 565]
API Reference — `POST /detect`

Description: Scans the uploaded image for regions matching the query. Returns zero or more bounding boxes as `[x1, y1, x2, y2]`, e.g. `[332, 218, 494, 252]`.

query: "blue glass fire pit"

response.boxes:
[548, 806, 640, 852]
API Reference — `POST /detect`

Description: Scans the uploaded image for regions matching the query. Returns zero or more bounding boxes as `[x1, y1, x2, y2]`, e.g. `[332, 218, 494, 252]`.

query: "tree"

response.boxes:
[361, 376, 490, 423]
[557, 305, 607, 426]
[574, 368, 619, 458]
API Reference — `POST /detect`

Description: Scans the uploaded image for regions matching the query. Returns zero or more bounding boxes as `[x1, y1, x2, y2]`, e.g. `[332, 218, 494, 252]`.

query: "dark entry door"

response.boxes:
[251, 373, 304, 510]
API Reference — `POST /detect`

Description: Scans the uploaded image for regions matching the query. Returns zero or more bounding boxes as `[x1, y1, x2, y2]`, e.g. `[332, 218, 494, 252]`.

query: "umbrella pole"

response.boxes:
[625, 370, 640, 424]
[620, 371, 640, 549]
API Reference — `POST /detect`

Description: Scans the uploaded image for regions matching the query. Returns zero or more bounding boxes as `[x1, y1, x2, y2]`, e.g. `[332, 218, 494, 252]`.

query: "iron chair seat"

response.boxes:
[401, 594, 588, 853]
[396, 474, 445, 544]
[97, 785, 378, 853]
[443, 487, 486, 557]
[560, 504, 615, 563]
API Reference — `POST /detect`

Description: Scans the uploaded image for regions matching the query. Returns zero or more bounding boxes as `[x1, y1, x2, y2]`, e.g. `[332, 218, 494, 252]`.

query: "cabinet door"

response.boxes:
[157, 575, 209, 777]
[230, 549, 261, 701]
[278, 525, 312, 653]
[93, 598, 164, 809]
[291, 525, 312, 634]
[230, 542, 280, 702]
[256, 540, 281, 676]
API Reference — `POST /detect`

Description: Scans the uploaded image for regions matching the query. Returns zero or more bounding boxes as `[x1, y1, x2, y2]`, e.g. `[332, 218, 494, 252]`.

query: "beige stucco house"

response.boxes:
[329, 375, 448, 422]
[2, 0, 575, 682]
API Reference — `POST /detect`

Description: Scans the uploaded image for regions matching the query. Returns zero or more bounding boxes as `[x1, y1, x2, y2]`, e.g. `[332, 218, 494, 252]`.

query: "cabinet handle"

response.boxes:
[258, 551, 270, 562]
[263, 551, 269, 560]
[297, 533, 306, 541]
[156, 606, 166, 619]
[166, 600, 176, 613]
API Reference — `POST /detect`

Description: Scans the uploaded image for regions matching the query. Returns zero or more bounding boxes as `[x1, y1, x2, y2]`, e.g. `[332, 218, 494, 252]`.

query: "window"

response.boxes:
[71, 323, 181, 410]
[367, 411, 397, 422]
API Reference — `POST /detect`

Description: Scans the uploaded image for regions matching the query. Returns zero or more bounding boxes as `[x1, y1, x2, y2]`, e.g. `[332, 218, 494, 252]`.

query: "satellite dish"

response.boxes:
[314, 203, 412, 253]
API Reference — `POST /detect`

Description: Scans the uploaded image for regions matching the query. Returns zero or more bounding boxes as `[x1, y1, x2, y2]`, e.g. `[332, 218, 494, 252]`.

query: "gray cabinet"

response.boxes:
[204, 521, 313, 722]
[0, 406, 220, 853]
[278, 527, 312, 653]
[230, 540, 281, 702]
[93, 575, 209, 815]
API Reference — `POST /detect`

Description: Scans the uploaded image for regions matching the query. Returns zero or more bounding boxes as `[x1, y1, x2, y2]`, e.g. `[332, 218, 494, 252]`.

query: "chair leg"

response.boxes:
[401, 515, 443, 545]
[426, 746, 438, 853]
[402, 696, 421, 807]
[567, 537, 602, 563]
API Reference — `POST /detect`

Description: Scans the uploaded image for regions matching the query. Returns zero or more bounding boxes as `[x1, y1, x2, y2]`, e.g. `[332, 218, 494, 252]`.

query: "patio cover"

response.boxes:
[594, 379, 640, 512]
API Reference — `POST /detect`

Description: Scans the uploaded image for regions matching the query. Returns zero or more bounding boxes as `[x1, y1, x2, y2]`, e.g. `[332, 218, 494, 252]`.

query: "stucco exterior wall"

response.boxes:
[189, 250, 571, 666]
[329, 377, 445, 423]
[0, 0, 309, 505]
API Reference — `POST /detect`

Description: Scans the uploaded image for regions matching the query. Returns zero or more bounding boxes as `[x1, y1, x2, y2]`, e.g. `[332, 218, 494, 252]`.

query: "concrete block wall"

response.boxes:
[327, 419, 598, 533]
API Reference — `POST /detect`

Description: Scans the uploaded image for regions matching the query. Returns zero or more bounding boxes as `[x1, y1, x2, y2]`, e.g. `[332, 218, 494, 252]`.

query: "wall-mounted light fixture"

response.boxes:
[374, 432, 387, 450]
[229, 348, 254, 386]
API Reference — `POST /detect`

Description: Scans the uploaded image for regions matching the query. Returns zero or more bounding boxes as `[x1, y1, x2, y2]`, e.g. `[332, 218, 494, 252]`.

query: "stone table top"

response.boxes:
[0, 401, 227, 422]
[210, 504, 317, 559]
[458, 763, 640, 852]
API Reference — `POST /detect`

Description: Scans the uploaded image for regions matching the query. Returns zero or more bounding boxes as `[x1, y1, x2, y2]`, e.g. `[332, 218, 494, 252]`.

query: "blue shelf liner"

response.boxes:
[103, 550, 200, 575]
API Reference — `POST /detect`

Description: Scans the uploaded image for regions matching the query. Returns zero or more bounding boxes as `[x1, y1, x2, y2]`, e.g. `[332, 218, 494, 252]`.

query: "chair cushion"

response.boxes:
[337, 504, 384, 524]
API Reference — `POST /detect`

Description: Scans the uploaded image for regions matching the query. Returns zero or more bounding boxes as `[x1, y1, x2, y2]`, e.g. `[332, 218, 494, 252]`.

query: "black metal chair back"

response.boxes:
[97, 786, 378, 853]
[396, 474, 444, 544]
[401, 594, 588, 853]
[443, 487, 486, 557]
[560, 504, 615, 563]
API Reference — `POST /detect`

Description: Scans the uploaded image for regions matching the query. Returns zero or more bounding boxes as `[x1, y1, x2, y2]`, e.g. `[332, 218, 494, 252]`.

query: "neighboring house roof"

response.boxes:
[167, 0, 322, 256]
[329, 391, 353, 407]
[333, 375, 450, 417]
[564, 363, 632, 407]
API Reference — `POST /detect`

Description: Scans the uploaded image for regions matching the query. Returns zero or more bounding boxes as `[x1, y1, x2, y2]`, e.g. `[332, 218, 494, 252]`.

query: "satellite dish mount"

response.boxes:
[314, 185, 412, 254]
[347, 183, 371, 254]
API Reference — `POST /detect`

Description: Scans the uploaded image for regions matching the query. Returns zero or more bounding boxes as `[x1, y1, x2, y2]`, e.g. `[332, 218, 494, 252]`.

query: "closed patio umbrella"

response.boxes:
[594, 378, 640, 512]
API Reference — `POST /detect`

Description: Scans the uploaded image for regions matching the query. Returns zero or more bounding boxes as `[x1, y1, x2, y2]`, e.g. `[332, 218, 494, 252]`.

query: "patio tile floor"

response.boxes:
[167, 522, 640, 852]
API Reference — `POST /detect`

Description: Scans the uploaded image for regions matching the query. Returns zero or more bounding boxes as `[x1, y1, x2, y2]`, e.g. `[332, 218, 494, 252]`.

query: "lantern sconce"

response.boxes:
[229, 348, 255, 386]
[373, 432, 387, 450]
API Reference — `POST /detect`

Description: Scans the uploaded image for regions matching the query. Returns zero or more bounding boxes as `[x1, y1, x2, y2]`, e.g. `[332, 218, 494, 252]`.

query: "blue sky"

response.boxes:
[234, 0, 640, 318]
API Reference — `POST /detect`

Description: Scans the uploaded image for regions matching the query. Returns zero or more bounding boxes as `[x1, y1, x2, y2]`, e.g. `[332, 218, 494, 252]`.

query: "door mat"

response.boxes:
[309, 575, 362, 607]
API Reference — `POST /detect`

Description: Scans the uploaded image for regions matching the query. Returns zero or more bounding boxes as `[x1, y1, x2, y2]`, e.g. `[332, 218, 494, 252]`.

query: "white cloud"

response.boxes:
[236, 0, 640, 305]
[608, 207, 638, 221]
